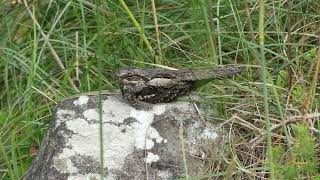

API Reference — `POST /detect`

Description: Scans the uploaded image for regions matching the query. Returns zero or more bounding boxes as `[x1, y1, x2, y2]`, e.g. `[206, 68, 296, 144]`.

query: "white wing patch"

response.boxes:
[147, 78, 176, 88]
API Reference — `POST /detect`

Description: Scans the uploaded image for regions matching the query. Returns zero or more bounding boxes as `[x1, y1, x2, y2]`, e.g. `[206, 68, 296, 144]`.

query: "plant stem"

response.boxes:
[118, 0, 155, 57]
[258, 0, 274, 178]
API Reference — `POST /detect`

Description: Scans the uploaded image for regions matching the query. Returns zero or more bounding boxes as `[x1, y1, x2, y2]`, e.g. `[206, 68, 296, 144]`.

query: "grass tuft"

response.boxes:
[0, 0, 319, 179]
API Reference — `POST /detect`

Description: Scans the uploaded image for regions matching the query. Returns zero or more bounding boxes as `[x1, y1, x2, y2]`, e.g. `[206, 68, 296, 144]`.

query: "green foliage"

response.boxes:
[275, 70, 288, 87]
[292, 84, 304, 104]
[0, 0, 319, 179]
[272, 124, 319, 179]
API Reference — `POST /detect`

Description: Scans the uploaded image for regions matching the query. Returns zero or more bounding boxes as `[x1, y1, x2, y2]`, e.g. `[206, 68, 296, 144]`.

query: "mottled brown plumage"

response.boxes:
[116, 65, 241, 109]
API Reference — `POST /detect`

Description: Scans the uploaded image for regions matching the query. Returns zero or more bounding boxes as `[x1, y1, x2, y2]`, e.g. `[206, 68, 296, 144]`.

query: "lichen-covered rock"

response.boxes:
[23, 94, 224, 180]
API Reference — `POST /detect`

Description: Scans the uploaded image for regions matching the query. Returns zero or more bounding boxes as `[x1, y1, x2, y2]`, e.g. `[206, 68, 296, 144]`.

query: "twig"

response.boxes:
[200, 0, 217, 63]
[118, 0, 155, 56]
[32, 86, 57, 105]
[243, 0, 256, 43]
[302, 49, 320, 115]
[23, 0, 79, 92]
[78, 0, 113, 16]
[207, 0, 217, 52]
[145, 126, 150, 180]
[179, 121, 189, 180]
[286, 0, 293, 91]
[232, 116, 264, 135]
[189, 95, 206, 124]
[249, 113, 320, 148]
[151, 0, 161, 64]
[75, 31, 80, 87]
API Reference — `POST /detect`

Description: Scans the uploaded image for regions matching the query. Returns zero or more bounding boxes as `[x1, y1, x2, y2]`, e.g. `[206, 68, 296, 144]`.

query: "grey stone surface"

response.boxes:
[23, 94, 224, 180]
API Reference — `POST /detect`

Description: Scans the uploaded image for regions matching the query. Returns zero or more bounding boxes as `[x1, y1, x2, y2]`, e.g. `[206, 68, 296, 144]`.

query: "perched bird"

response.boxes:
[116, 65, 241, 109]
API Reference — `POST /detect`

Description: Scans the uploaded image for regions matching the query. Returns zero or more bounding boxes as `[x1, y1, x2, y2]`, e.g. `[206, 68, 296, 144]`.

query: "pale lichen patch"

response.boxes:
[200, 128, 218, 140]
[145, 152, 160, 164]
[73, 96, 89, 106]
[152, 104, 166, 115]
[61, 117, 135, 170]
[102, 96, 131, 123]
[56, 109, 76, 127]
[68, 173, 100, 180]
[83, 109, 99, 122]
[53, 97, 167, 176]
[158, 170, 173, 179]
[130, 109, 166, 149]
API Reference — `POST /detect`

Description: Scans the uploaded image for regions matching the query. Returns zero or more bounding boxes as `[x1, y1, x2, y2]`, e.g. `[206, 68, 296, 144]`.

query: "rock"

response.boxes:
[23, 94, 224, 180]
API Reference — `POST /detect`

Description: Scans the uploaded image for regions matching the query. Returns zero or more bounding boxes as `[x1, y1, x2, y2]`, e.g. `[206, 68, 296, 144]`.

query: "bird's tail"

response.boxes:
[180, 65, 242, 81]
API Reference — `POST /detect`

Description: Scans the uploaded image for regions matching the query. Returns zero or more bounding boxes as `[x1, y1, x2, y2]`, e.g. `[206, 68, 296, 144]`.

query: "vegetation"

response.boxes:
[0, 0, 319, 179]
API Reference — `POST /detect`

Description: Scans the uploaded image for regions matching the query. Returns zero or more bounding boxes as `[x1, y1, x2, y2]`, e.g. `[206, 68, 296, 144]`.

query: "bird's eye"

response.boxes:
[125, 75, 147, 81]
[117, 71, 134, 78]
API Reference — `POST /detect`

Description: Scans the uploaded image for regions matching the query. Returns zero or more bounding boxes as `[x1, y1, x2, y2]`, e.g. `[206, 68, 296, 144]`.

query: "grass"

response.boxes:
[0, 0, 320, 179]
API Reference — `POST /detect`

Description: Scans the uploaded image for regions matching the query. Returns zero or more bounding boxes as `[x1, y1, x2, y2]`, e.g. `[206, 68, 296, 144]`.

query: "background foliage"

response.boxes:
[0, 0, 319, 179]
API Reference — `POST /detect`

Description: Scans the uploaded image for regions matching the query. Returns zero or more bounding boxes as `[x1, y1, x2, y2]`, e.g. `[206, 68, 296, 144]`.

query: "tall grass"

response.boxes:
[0, 0, 319, 179]
[258, 0, 274, 178]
